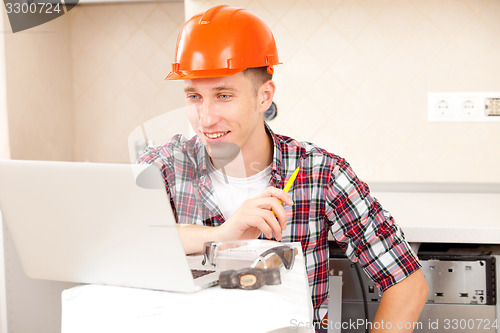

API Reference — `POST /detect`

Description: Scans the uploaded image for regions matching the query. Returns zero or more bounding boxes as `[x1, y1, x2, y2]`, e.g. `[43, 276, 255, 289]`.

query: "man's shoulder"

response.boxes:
[138, 134, 202, 165]
[167, 134, 202, 152]
[274, 132, 340, 163]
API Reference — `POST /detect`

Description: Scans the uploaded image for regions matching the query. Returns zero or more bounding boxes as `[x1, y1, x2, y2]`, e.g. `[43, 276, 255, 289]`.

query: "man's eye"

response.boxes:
[187, 95, 200, 101]
[219, 94, 231, 100]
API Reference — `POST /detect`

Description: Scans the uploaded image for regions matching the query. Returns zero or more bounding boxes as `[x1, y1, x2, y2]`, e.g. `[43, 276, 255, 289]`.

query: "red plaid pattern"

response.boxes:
[139, 125, 421, 322]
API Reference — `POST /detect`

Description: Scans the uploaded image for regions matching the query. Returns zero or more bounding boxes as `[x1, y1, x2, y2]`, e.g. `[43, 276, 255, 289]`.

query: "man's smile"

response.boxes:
[204, 131, 230, 140]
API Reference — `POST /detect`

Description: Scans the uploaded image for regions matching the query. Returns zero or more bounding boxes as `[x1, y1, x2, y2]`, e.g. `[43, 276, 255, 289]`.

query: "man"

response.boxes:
[139, 5, 428, 331]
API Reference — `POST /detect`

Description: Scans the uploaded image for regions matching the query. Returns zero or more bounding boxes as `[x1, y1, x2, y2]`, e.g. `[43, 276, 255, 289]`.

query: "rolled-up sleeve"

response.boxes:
[325, 157, 421, 291]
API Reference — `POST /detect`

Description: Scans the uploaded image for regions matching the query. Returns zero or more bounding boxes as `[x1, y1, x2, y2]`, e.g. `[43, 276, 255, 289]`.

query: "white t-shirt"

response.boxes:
[207, 161, 272, 219]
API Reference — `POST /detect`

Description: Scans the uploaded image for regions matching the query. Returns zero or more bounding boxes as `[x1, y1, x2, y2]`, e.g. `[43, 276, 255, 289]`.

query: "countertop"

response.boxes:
[370, 182, 500, 244]
[61, 242, 314, 333]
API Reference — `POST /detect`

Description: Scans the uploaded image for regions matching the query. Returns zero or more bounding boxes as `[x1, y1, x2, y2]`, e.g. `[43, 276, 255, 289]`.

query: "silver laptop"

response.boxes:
[0, 159, 219, 292]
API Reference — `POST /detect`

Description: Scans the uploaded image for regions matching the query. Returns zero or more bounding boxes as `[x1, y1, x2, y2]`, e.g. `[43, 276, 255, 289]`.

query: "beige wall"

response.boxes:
[3, 2, 185, 163]
[3, 9, 73, 161]
[68, 2, 186, 163]
[186, 0, 500, 183]
[3, 1, 500, 182]
[0, 8, 10, 159]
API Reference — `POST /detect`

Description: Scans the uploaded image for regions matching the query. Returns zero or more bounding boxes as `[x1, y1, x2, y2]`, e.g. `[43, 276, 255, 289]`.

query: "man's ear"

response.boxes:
[258, 80, 276, 113]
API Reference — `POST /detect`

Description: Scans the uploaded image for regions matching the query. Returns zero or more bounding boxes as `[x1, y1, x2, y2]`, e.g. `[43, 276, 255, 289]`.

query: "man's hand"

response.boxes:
[216, 186, 294, 241]
[177, 186, 293, 254]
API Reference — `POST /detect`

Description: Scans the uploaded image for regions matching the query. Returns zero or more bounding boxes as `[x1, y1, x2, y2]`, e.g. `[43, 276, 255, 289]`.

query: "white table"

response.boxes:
[371, 191, 500, 243]
[61, 243, 314, 333]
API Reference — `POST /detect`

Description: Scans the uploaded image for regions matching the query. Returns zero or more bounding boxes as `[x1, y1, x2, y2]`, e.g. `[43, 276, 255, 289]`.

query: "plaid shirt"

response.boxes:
[138, 125, 421, 322]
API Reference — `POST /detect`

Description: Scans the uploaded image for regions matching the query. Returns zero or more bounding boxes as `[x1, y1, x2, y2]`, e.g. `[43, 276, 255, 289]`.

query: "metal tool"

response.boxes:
[202, 241, 299, 290]
[219, 267, 281, 289]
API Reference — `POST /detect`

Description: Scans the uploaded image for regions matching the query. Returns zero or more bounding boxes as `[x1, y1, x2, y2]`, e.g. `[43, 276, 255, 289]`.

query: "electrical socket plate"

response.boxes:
[428, 92, 500, 122]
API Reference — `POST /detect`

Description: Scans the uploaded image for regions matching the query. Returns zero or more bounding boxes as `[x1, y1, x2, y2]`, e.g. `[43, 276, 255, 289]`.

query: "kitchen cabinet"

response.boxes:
[371, 183, 500, 244]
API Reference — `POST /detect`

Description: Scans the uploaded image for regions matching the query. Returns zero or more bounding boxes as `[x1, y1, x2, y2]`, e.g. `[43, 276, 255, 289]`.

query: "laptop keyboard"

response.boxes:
[191, 269, 215, 279]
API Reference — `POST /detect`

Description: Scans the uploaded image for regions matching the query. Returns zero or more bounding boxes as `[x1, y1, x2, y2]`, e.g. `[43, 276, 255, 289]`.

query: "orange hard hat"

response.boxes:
[165, 5, 280, 80]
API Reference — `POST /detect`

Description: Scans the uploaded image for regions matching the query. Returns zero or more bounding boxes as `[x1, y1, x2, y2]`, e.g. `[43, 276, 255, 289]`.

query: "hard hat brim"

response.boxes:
[165, 68, 245, 80]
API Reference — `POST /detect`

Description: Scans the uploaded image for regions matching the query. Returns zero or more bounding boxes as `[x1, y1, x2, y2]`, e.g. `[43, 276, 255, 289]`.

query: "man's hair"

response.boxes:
[242, 67, 273, 95]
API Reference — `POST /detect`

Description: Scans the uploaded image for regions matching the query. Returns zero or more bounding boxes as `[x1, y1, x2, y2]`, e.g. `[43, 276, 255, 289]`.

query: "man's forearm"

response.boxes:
[177, 224, 219, 254]
[371, 269, 428, 332]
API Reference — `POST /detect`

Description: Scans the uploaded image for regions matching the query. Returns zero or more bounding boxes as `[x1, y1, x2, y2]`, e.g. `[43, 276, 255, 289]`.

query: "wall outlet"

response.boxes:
[436, 99, 452, 117]
[457, 96, 481, 120]
[428, 92, 500, 122]
[461, 100, 475, 115]
[428, 92, 454, 121]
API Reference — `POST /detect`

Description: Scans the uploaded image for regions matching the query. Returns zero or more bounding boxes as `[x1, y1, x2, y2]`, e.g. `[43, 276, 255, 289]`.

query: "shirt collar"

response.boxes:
[199, 144, 210, 176]
[265, 123, 284, 187]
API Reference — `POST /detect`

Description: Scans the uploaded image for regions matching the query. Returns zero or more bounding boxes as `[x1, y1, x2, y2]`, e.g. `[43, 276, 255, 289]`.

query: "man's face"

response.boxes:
[184, 72, 266, 159]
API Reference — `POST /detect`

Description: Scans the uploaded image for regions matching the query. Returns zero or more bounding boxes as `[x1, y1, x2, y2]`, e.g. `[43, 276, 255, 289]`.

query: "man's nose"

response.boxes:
[199, 100, 220, 127]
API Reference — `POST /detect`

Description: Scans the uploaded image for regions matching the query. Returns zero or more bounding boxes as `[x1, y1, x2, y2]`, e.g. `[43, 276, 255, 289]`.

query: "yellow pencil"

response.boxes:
[273, 167, 300, 217]
[283, 167, 300, 193]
